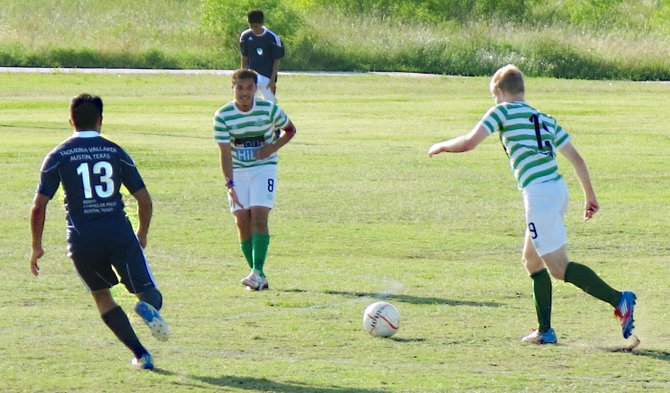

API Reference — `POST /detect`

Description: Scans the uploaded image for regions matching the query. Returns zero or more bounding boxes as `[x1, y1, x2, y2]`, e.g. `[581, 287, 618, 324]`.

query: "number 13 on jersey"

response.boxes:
[77, 161, 114, 199]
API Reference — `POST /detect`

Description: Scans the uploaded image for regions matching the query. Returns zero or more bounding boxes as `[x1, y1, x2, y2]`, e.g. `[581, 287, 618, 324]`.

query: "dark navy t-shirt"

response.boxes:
[239, 27, 285, 79]
[37, 131, 145, 228]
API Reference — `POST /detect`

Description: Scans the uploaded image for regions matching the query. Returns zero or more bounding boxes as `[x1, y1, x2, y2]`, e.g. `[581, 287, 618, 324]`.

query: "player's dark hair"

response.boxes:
[70, 93, 103, 130]
[247, 10, 264, 24]
[232, 69, 258, 86]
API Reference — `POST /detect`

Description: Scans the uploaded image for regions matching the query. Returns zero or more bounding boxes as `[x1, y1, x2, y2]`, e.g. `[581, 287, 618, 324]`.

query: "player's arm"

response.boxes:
[218, 143, 244, 209]
[132, 187, 152, 248]
[29, 193, 51, 276]
[428, 123, 490, 156]
[269, 38, 284, 93]
[240, 35, 249, 69]
[257, 120, 296, 159]
[269, 58, 280, 93]
[558, 141, 599, 220]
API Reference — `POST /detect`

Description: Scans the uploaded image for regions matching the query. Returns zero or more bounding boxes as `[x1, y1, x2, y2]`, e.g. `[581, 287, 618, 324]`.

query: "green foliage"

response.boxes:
[201, 0, 305, 49]
[564, 0, 626, 28]
[288, 30, 361, 70]
[304, 0, 532, 23]
[0, 44, 227, 69]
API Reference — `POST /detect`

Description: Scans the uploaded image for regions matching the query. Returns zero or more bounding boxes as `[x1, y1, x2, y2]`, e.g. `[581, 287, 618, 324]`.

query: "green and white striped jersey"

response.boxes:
[480, 101, 570, 190]
[213, 99, 290, 168]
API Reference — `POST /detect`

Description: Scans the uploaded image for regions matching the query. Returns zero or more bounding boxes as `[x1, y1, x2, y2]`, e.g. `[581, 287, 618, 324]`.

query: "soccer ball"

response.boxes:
[363, 301, 400, 337]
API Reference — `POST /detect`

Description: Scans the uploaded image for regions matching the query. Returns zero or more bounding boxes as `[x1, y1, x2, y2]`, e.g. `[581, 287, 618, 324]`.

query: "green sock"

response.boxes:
[252, 233, 270, 278]
[240, 238, 253, 269]
[531, 269, 552, 333]
[564, 262, 621, 307]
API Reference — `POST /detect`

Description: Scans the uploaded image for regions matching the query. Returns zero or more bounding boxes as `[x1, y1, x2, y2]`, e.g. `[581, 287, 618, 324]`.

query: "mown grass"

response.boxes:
[1, 0, 670, 79]
[0, 71, 669, 392]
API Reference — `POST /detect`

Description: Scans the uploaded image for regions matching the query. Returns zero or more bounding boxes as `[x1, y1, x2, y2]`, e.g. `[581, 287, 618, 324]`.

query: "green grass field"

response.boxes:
[1, 71, 669, 392]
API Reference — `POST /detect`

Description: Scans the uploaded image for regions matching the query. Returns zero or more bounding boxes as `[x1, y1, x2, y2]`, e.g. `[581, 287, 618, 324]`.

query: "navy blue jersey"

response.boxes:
[36, 131, 145, 228]
[239, 27, 284, 79]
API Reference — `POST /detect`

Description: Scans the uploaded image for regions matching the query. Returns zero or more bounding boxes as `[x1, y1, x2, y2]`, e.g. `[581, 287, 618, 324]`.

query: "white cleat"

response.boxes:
[134, 301, 170, 342]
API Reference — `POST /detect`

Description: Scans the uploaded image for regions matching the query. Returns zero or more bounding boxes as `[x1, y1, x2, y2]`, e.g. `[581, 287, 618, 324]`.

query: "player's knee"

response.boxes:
[546, 266, 566, 281]
[522, 257, 543, 275]
[139, 287, 163, 310]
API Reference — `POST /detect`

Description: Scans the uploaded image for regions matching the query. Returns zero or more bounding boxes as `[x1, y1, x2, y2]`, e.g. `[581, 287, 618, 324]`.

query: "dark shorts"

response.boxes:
[67, 217, 157, 293]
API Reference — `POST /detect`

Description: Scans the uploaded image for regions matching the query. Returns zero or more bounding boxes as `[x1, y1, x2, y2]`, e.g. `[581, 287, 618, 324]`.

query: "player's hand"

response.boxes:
[136, 231, 148, 248]
[30, 246, 44, 276]
[228, 187, 244, 209]
[584, 200, 599, 221]
[428, 143, 445, 157]
[256, 144, 276, 160]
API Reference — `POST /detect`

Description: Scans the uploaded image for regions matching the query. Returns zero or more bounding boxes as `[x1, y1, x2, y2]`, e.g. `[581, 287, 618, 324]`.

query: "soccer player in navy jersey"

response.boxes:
[240, 9, 285, 103]
[29, 93, 169, 369]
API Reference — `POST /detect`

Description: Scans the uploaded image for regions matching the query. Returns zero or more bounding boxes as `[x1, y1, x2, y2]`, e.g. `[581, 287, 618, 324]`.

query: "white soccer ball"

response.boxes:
[363, 301, 400, 337]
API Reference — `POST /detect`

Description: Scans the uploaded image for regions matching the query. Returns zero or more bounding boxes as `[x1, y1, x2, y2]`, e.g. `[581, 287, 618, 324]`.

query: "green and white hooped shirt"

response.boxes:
[213, 99, 290, 169]
[480, 101, 570, 190]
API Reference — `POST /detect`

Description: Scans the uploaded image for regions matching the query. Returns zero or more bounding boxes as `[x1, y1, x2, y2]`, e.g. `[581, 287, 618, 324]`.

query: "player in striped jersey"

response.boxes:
[428, 64, 636, 345]
[213, 69, 296, 291]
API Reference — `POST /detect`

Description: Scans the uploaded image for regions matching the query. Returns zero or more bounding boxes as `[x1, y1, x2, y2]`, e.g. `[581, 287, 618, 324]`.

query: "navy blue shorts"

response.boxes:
[67, 217, 157, 293]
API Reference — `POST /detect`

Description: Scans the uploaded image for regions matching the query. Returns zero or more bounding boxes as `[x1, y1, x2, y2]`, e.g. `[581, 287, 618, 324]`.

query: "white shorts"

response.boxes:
[522, 178, 570, 256]
[256, 74, 277, 103]
[229, 165, 277, 212]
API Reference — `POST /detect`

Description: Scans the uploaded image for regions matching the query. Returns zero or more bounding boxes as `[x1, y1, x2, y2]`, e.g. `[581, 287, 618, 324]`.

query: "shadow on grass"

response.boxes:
[154, 371, 386, 393]
[605, 347, 670, 361]
[321, 290, 503, 308]
[390, 337, 426, 343]
[631, 349, 670, 361]
[603, 337, 670, 361]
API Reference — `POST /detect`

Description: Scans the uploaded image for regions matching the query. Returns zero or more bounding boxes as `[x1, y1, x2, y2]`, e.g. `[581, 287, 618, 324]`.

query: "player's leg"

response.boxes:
[541, 246, 619, 306]
[234, 209, 253, 269]
[521, 181, 562, 343]
[93, 289, 152, 368]
[237, 208, 271, 290]
[542, 249, 636, 338]
[234, 208, 261, 289]
[525, 179, 635, 339]
[232, 170, 266, 289]
[230, 169, 254, 270]
[111, 221, 169, 342]
[521, 233, 555, 343]
[70, 228, 153, 367]
[256, 74, 277, 103]
[244, 165, 276, 289]
[249, 206, 271, 280]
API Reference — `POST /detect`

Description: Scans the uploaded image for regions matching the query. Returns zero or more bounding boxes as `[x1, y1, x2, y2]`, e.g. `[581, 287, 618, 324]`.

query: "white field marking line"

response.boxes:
[219, 276, 404, 321]
[0, 66, 442, 78]
[1, 67, 668, 83]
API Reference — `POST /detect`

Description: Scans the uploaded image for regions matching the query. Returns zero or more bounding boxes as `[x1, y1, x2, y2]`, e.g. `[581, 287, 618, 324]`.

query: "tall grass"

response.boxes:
[297, 8, 670, 79]
[0, 0, 228, 69]
[1, 0, 670, 79]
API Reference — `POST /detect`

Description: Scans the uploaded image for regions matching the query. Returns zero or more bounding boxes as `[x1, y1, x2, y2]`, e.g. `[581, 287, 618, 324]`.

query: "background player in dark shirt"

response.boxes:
[239, 9, 285, 103]
[29, 94, 169, 370]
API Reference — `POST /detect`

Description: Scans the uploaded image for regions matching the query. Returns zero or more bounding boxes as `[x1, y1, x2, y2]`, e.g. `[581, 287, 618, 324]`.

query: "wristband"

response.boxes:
[225, 179, 234, 189]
